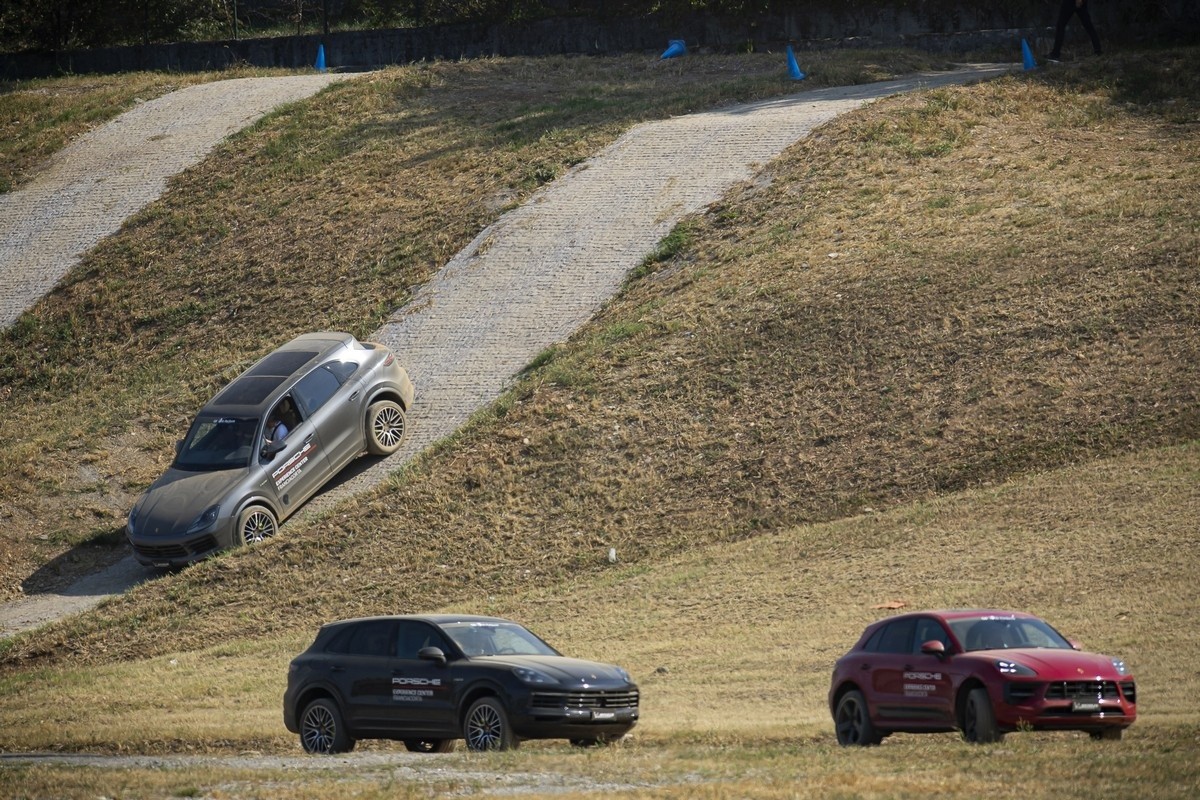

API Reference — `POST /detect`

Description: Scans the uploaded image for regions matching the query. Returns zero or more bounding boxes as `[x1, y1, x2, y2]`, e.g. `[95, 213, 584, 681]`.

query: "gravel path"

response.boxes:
[0, 74, 355, 330]
[0, 64, 1012, 639]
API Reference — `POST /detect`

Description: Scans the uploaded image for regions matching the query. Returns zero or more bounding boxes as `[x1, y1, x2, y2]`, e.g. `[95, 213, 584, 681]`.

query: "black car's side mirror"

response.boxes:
[418, 646, 447, 665]
[920, 640, 948, 659]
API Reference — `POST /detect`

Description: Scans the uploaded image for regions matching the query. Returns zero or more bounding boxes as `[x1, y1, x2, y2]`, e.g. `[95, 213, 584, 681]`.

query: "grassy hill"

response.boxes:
[0, 45, 1197, 799]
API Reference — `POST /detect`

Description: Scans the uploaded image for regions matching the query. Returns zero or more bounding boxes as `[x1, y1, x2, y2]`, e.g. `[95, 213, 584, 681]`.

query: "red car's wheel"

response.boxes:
[962, 687, 1004, 744]
[834, 689, 882, 746]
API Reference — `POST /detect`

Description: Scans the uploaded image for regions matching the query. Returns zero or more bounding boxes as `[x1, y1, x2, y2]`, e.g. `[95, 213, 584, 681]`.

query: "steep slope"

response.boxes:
[3, 49, 1196, 671]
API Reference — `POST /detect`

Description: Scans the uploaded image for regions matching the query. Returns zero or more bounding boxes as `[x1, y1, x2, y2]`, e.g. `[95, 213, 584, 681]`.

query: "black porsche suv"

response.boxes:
[283, 614, 640, 753]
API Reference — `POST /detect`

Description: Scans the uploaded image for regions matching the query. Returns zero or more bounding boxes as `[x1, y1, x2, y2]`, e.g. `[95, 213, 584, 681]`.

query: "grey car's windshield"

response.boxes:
[174, 415, 259, 471]
[950, 615, 1074, 652]
[441, 622, 559, 657]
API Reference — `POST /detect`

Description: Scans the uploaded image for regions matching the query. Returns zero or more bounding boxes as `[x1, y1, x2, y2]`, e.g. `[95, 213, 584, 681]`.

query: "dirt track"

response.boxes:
[0, 64, 1013, 640]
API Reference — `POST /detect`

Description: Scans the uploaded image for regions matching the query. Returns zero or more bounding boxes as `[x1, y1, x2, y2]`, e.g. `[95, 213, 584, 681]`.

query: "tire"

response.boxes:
[962, 687, 1004, 744]
[299, 698, 355, 754]
[404, 738, 457, 753]
[1090, 728, 1123, 741]
[834, 689, 882, 746]
[366, 400, 407, 456]
[236, 505, 277, 546]
[464, 697, 519, 752]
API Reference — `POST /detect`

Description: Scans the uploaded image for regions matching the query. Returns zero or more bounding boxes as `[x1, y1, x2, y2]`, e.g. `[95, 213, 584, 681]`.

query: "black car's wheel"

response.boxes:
[403, 738, 457, 753]
[834, 689, 882, 746]
[962, 687, 1004, 744]
[366, 400, 407, 456]
[464, 697, 519, 752]
[236, 505, 277, 546]
[300, 698, 355, 754]
[1090, 728, 1123, 741]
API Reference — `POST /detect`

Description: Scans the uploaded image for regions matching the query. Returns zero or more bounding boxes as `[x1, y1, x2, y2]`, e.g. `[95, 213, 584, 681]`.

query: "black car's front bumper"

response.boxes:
[509, 688, 640, 740]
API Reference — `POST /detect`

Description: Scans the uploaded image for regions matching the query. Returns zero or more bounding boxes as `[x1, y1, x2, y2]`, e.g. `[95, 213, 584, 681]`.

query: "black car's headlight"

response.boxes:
[995, 659, 1037, 677]
[187, 504, 221, 534]
[513, 667, 558, 686]
[126, 502, 141, 531]
[614, 667, 633, 683]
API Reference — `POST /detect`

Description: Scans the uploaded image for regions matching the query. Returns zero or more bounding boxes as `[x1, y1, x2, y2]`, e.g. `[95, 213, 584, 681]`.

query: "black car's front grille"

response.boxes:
[133, 534, 218, 560]
[531, 690, 640, 710]
[1120, 682, 1137, 704]
[1045, 681, 1120, 700]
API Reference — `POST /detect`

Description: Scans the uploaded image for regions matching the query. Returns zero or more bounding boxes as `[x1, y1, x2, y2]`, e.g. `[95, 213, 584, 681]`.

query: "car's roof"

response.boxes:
[320, 614, 520, 629]
[201, 332, 357, 417]
[869, 609, 1040, 625]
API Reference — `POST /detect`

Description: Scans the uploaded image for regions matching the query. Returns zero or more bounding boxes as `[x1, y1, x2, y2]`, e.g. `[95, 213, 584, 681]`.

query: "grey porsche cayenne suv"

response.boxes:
[126, 332, 414, 568]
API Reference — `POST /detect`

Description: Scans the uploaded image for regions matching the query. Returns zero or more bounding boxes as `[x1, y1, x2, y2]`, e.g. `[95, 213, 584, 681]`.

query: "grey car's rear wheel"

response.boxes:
[236, 505, 277, 546]
[962, 687, 1004, 743]
[834, 689, 882, 746]
[403, 738, 457, 753]
[366, 400, 407, 456]
[464, 697, 518, 751]
[300, 698, 355, 754]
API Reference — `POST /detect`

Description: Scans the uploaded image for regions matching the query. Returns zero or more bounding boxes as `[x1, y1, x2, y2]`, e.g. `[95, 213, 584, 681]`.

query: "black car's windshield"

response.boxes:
[950, 615, 1074, 652]
[173, 415, 259, 471]
[441, 622, 559, 657]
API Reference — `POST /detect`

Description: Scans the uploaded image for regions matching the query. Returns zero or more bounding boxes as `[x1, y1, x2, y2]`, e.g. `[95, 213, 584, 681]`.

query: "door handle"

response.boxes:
[329, 665, 345, 672]
[860, 664, 871, 671]
[349, 390, 360, 401]
[304, 433, 314, 444]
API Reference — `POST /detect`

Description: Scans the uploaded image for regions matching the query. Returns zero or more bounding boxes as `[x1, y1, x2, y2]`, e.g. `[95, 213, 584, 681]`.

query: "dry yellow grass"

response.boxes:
[0, 444, 1196, 798]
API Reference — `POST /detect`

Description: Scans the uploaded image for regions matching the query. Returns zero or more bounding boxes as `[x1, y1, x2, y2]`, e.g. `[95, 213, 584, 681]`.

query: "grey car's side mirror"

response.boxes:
[418, 646, 447, 665]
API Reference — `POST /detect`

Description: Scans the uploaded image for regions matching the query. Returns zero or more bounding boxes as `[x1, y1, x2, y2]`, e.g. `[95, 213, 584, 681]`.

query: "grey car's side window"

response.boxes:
[324, 361, 359, 384]
[293, 367, 342, 416]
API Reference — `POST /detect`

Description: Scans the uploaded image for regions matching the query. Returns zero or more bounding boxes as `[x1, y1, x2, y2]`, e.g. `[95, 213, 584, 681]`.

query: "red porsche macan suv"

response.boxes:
[829, 609, 1136, 744]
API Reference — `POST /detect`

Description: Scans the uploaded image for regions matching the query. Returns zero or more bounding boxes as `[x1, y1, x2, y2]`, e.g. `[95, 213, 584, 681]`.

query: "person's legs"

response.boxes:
[1049, 0, 1075, 59]
[1076, 4, 1102, 54]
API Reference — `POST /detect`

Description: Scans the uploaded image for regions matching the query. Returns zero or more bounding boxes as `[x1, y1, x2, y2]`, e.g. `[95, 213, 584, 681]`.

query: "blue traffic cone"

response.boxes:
[660, 39, 686, 60]
[1021, 38, 1037, 70]
[786, 44, 806, 80]
[315, 43, 327, 72]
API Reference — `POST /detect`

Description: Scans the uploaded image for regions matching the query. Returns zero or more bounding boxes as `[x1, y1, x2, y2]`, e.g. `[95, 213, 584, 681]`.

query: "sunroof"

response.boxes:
[246, 351, 318, 378]
[211, 375, 287, 407]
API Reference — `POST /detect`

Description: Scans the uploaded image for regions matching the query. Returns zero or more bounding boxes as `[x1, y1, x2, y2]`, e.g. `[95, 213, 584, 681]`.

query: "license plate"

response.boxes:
[1072, 700, 1101, 712]
[592, 711, 615, 720]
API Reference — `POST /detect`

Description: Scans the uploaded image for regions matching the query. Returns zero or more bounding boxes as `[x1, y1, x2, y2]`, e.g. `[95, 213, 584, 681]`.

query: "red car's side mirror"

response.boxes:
[920, 640, 947, 658]
[1068, 639, 1083, 651]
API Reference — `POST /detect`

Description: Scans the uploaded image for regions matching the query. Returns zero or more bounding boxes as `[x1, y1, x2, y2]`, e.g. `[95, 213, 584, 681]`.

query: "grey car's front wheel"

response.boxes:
[236, 505, 277, 546]
[464, 697, 518, 752]
[300, 698, 355, 754]
[366, 400, 407, 456]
